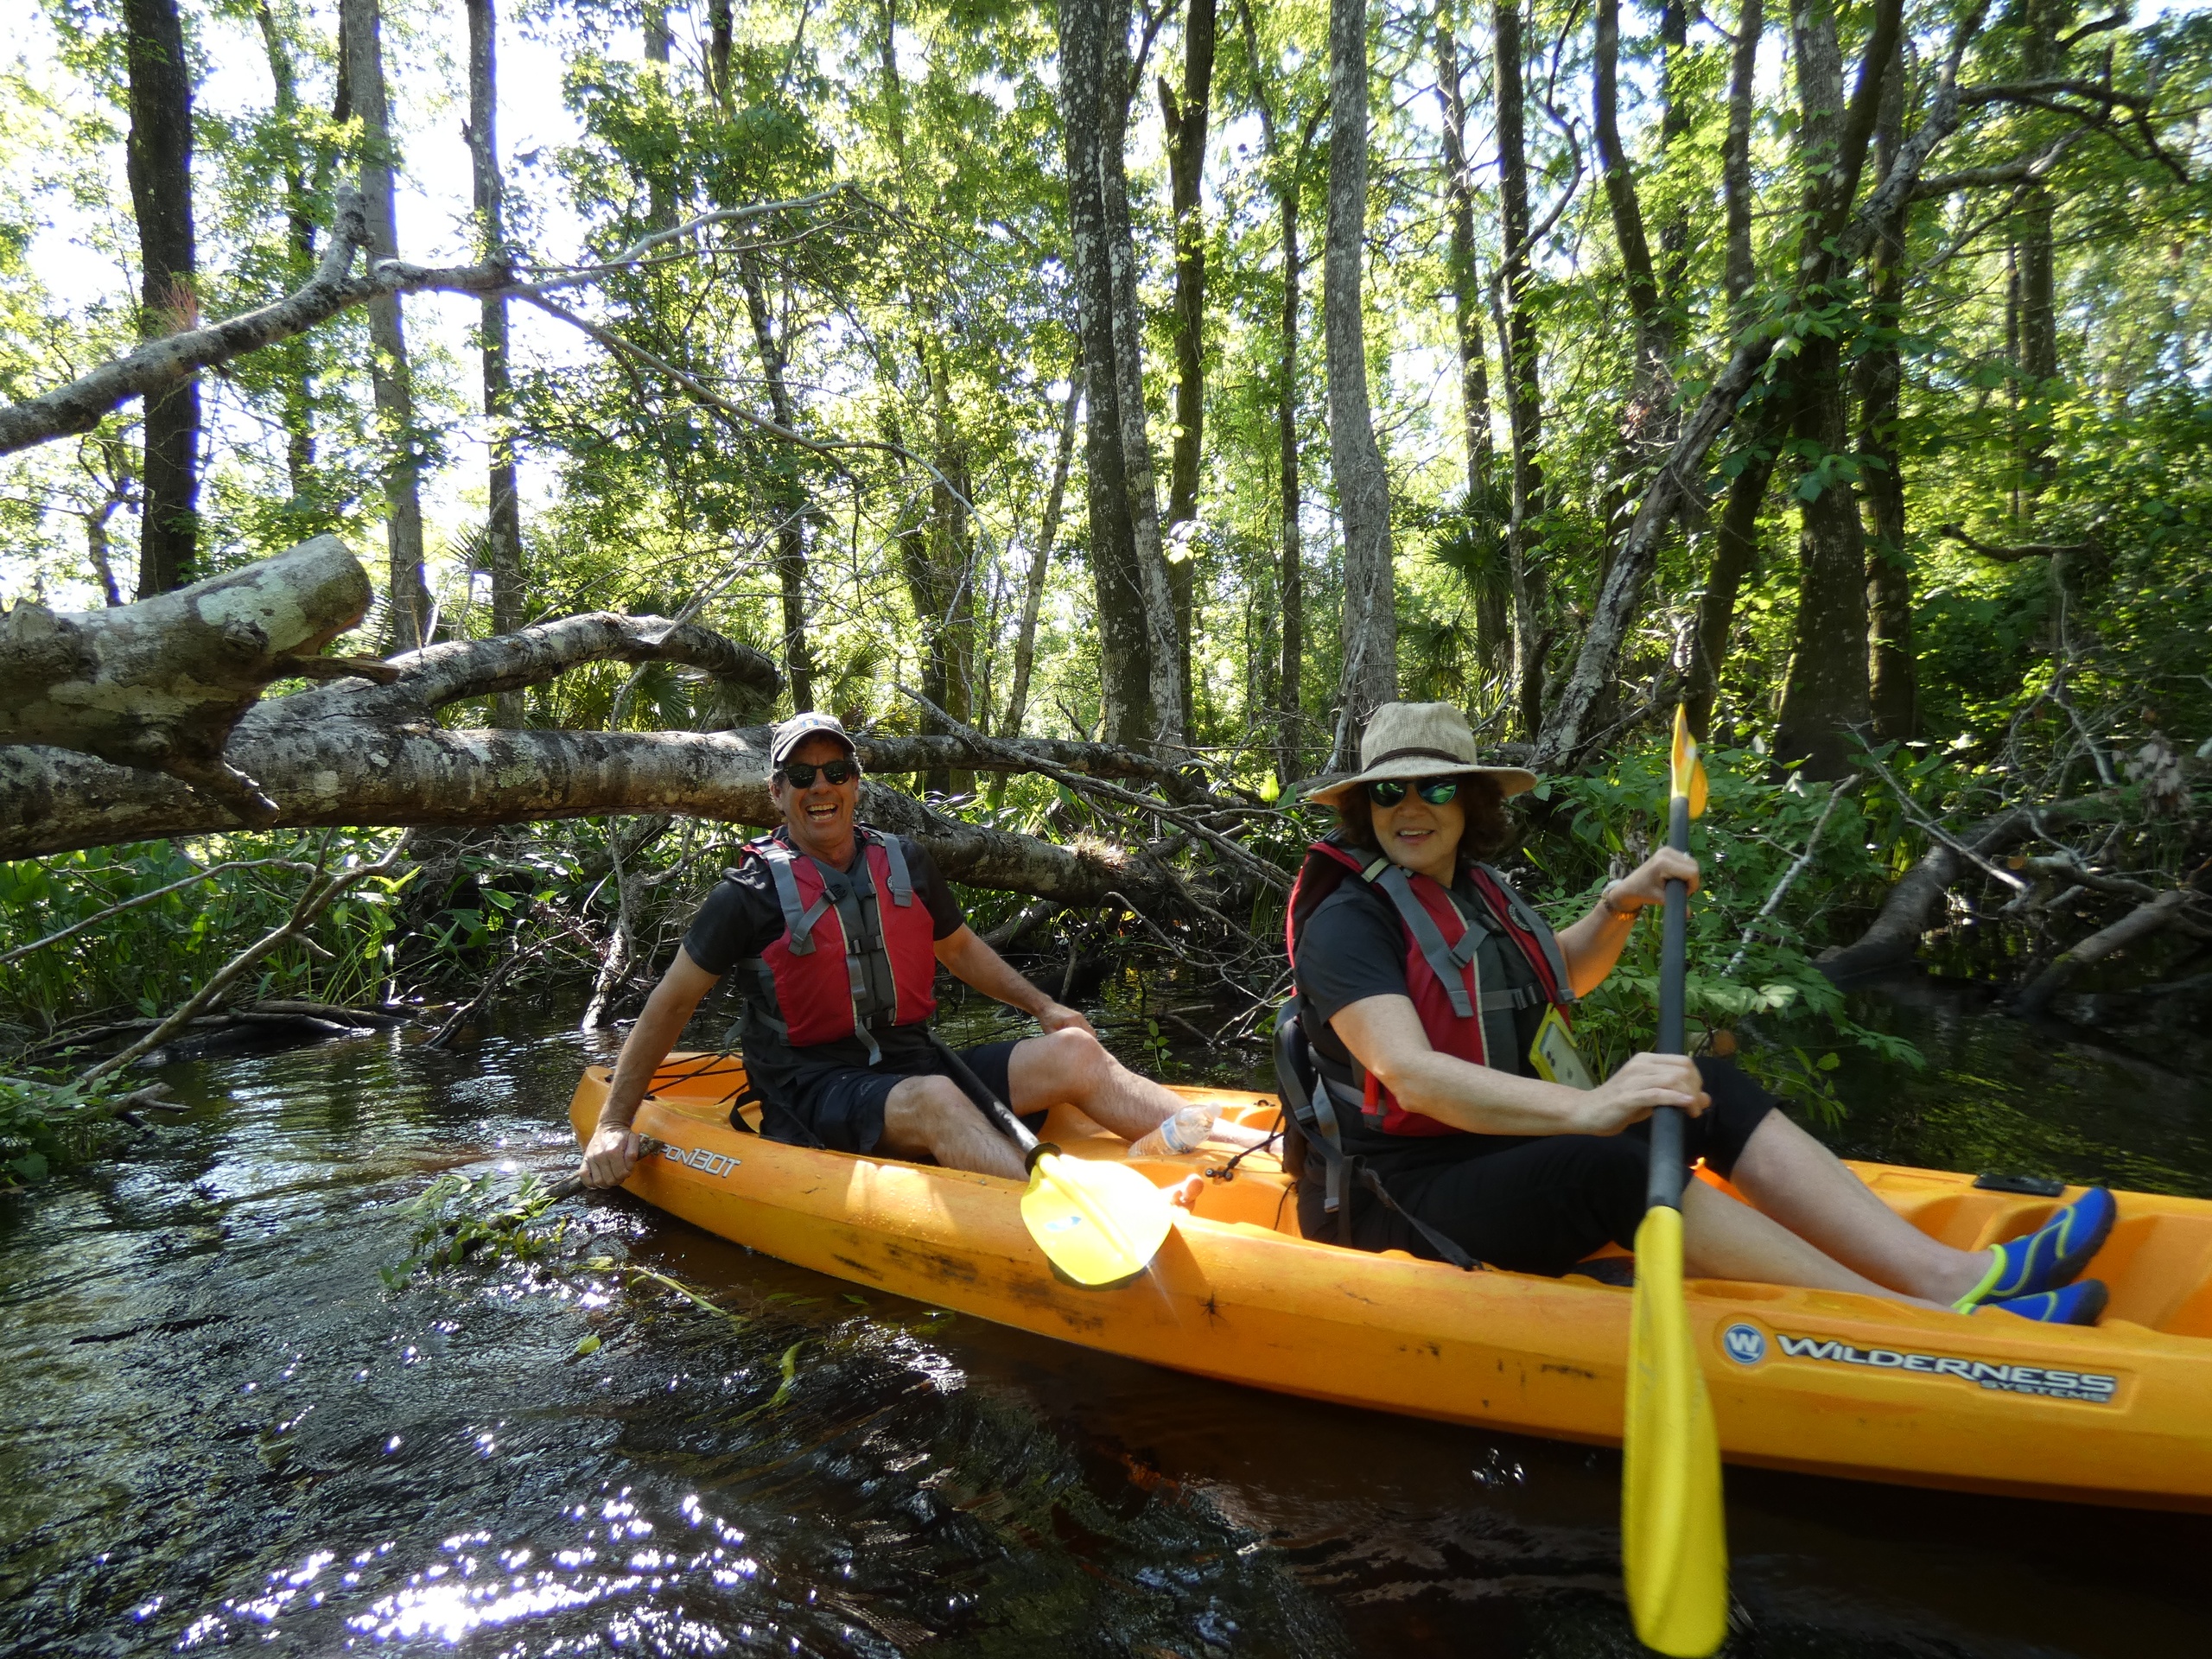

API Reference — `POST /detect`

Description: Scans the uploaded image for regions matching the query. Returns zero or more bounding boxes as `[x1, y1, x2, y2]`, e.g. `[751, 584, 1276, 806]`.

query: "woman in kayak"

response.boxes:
[1288, 702, 2113, 1324]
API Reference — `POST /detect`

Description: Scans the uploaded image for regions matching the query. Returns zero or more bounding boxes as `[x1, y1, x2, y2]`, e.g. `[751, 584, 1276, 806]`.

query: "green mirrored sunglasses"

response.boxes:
[1367, 777, 1460, 807]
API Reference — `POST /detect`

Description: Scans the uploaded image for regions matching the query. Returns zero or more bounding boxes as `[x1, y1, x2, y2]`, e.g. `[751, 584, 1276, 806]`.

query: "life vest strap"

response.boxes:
[1371, 864, 1479, 1020]
[759, 845, 833, 956]
[877, 830, 916, 906]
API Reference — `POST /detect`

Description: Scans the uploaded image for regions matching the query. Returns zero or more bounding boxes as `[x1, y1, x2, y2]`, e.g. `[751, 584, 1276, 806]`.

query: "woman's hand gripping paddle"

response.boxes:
[924, 1032, 1174, 1288]
[1621, 707, 1728, 1656]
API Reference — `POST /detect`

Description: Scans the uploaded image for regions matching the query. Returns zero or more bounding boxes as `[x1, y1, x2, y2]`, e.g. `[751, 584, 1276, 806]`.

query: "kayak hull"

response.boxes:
[572, 1056, 2212, 1511]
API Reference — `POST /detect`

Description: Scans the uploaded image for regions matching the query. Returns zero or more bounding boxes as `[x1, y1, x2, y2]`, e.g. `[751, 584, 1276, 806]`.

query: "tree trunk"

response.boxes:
[1773, 0, 1894, 778]
[2015, 0, 2065, 506]
[1685, 451, 1777, 737]
[1237, 1, 1311, 789]
[1002, 368, 1085, 737]
[1656, 0, 1691, 291]
[1433, 3, 1504, 670]
[740, 258, 817, 714]
[1493, 0, 1546, 741]
[1058, 0, 1159, 750]
[340, 0, 432, 654]
[709, 0, 734, 105]
[124, 0, 200, 599]
[1683, 0, 1770, 738]
[1325, 0, 1398, 747]
[1722, 0, 1764, 327]
[253, 0, 319, 506]
[1098, 0, 1187, 751]
[466, 0, 526, 728]
[1160, 0, 1216, 742]
[0, 535, 378, 813]
[1859, 35, 1916, 743]
[1592, 0, 1672, 603]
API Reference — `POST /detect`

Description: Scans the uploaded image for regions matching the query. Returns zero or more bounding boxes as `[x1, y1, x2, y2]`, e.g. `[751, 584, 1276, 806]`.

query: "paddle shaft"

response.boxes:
[924, 1030, 1046, 1165]
[1646, 792, 1694, 1214]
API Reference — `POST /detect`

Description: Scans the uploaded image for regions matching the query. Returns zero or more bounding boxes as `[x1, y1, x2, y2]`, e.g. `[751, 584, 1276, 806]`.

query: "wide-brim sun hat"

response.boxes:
[1300, 701, 1539, 806]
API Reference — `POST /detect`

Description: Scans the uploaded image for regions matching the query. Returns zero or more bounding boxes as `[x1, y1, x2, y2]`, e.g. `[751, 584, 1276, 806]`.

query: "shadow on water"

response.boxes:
[2, 973, 2209, 1657]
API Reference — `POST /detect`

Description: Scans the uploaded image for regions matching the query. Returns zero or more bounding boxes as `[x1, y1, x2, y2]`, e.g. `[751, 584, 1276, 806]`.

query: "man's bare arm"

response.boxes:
[934, 925, 1093, 1034]
[580, 948, 721, 1186]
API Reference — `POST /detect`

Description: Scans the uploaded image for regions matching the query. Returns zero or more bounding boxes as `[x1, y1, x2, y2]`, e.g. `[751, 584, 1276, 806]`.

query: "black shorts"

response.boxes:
[762, 1039, 1037, 1156]
[1303, 1056, 1778, 1277]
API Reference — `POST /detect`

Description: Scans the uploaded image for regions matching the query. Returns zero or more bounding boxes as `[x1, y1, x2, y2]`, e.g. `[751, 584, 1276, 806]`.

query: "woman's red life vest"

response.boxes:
[738, 824, 938, 1062]
[1285, 836, 1575, 1136]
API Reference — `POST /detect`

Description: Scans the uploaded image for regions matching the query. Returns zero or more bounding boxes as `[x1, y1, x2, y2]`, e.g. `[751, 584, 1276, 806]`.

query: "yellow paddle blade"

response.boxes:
[1623, 1205, 1729, 1657]
[1669, 705, 1709, 821]
[1018, 1152, 1176, 1287]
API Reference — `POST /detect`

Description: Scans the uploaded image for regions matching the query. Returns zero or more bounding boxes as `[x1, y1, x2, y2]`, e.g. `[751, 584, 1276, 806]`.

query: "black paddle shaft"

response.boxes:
[1646, 792, 1694, 1213]
[925, 1031, 1050, 1169]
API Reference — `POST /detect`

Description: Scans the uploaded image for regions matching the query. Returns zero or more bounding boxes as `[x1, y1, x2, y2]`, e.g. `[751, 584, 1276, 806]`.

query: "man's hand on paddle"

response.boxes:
[582, 1123, 642, 1188]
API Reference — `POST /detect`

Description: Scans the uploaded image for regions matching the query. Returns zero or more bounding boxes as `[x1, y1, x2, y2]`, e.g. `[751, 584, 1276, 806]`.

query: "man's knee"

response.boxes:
[1027, 1026, 1112, 1088]
[884, 1074, 977, 1151]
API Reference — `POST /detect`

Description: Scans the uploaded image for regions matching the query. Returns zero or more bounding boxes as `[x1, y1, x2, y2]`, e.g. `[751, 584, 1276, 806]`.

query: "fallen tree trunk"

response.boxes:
[2014, 891, 2193, 1016]
[0, 535, 388, 816]
[1818, 788, 2141, 982]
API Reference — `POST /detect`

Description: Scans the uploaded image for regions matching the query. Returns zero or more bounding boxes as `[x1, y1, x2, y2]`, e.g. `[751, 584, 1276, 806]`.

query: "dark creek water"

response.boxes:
[5, 977, 2211, 1658]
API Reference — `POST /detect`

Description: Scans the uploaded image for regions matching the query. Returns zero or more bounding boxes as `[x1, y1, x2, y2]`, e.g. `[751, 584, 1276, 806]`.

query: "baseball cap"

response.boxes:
[769, 710, 859, 771]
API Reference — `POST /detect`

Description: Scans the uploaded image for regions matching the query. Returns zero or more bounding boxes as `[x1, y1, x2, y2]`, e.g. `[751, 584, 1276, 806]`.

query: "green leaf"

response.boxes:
[8, 1152, 48, 1183]
[571, 1333, 602, 1357]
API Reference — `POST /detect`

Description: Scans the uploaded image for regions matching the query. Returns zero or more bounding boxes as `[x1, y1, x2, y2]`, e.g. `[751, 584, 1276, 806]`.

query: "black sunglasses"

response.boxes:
[1368, 777, 1460, 807]
[779, 757, 861, 788]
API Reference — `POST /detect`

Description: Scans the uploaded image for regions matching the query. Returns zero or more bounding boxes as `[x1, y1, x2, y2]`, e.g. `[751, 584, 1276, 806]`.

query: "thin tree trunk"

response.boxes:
[1003, 368, 1085, 738]
[1722, 0, 1764, 329]
[1684, 0, 1770, 737]
[1860, 33, 1916, 742]
[341, 0, 431, 653]
[1058, 0, 1164, 749]
[1325, 0, 1398, 750]
[1592, 0, 1671, 604]
[709, 0, 733, 105]
[740, 258, 816, 713]
[254, 0, 319, 505]
[1656, 0, 1691, 291]
[2016, 0, 2064, 505]
[1433, 3, 1504, 670]
[1160, 0, 1216, 742]
[124, 0, 199, 599]
[1494, 0, 1546, 740]
[466, 0, 525, 728]
[1686, 450, 1777, 735]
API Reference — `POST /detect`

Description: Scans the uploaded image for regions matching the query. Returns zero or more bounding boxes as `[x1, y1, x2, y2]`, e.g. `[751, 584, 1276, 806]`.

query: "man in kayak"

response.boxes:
[1284, 701, 2115, 1324]
[579, 711, 1189, 1187]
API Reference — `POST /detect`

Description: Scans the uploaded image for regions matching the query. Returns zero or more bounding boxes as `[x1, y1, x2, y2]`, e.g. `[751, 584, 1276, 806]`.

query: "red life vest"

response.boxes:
[737, 824, 938, 1062]
[1285, 835, 1575, 1135]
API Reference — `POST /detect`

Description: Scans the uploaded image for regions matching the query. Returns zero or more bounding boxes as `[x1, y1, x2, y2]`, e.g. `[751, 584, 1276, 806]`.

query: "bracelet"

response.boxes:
[1600, 882, 1640, 921]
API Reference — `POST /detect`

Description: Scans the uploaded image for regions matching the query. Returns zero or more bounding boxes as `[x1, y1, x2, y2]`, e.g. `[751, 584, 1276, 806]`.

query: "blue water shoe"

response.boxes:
[1952, 1186, 2115, 1313]
[1977, 1279, 2108, 1325]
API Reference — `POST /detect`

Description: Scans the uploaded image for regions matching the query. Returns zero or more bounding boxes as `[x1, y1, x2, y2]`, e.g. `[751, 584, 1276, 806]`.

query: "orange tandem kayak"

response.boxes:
[570, 1053, 2212, 1511]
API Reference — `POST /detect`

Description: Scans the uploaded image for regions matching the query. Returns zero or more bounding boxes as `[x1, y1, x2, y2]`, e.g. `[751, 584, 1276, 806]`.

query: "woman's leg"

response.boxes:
[1680, 1179, 1951, 1307]
[1725, 1109, 1992, 1304]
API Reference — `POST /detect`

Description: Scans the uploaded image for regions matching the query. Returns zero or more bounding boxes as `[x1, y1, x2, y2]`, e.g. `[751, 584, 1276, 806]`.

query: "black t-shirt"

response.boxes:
[1294, 868, 1548, 1173]
[683, 831, 967, 1106]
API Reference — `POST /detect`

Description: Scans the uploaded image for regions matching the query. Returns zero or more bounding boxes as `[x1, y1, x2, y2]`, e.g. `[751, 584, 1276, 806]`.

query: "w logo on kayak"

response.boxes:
[1722, 1323, 1767, 1365]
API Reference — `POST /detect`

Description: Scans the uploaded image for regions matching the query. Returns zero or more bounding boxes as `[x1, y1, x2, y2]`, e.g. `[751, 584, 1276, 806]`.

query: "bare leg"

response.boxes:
[880, 1073, 1026, 1180]
[1007, 1028, 1180, 1141]
[1726, 1110, 1993, 1304]
[1681, 1181, 1951, 1310]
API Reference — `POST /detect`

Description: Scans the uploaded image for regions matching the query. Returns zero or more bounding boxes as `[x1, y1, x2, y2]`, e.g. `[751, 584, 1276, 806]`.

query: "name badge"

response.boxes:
[1529, 1004, 1596, 1090]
